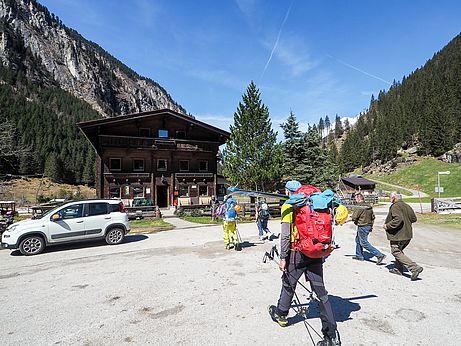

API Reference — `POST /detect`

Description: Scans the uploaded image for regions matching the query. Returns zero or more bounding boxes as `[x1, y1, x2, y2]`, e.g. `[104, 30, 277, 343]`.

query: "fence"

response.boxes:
[432, 197, 461, 214]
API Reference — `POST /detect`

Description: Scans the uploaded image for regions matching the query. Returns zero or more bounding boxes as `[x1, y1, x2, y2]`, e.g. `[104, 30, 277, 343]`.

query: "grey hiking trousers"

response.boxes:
[276, 251, 337, 339]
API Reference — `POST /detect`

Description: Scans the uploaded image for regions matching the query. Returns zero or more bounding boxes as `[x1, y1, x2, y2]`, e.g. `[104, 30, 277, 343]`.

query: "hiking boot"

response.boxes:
[376, 254, 386, 265]
[259, 236, 266, 241]
[316, 336, 341, 346]
[266, 232, 273, 241]
[234, 243, 241, 251]
[352, 256, 364, 261]
[411, 266, 423, 281]
[268, 305, 288, 327]
[389, 268, 403, 276]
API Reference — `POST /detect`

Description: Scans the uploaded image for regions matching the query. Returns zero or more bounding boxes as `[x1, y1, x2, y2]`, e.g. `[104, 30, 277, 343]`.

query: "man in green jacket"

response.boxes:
[383, 192, 423, 281]
[350, 193, 386, 264]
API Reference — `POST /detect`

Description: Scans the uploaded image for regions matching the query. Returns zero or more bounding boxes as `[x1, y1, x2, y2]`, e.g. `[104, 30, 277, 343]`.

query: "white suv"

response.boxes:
[1, 199, 131, 256]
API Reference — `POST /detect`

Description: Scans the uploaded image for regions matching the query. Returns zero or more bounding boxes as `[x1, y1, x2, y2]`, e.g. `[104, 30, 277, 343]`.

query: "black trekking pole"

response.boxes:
[263, 245, 323, 345]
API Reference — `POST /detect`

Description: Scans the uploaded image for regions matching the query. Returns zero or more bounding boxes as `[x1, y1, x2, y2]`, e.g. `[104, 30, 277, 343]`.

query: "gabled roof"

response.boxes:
[78, 108, 230, 147]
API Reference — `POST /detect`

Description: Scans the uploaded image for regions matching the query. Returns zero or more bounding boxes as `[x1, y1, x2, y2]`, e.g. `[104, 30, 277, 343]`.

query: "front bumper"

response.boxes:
[1, 242, 17, 249]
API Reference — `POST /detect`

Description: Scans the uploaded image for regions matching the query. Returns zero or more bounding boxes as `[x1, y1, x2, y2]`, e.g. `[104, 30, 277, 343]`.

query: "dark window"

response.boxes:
[179, 184, 189, 197]
[199, 161, 208, 172]
[133, 159, 144, 172]
[158, 129, 168, 138]
[217, 184, 226, 196]
[109, 187, 120, 199]
[60, 204, 84, 219]
[110, 203, 121, 213]
[133, 186, 144, 198]
[109, 158, 121, 171]
[139, 128, 151, 137]
[199, 185, 208, 196]
[88, 203, 109, 216]
[157, 159, 167, 171]
[179, 160, 189, 172]
[176, 130, 186, 139]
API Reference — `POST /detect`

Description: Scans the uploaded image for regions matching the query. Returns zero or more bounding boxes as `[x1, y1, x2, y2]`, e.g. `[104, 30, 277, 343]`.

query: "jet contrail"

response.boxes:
[260, 0, 294, 80]
[327, 54, 392, 85]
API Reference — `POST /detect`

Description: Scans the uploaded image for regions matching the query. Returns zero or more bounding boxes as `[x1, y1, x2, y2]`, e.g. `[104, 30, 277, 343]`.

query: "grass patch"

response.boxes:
[402, 197, 433, 203]
[417, 213, 461, 229]
[181, 216, 260, 224]
[130, 218, 175, 233]
[181, 216, 220, 224]
[365, 157, 461, 198]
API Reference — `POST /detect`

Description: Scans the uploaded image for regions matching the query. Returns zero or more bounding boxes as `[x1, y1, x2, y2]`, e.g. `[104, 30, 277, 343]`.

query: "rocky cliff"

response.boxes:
[0, 0, 186, 117]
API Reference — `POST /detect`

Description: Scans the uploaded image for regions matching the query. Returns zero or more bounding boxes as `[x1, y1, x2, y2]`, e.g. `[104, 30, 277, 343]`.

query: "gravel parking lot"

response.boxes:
[1, 205, 460, 345]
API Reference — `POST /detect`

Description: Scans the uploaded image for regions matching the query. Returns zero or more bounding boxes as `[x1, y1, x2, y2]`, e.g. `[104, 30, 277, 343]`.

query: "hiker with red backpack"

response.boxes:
[268, 180, 341, 346]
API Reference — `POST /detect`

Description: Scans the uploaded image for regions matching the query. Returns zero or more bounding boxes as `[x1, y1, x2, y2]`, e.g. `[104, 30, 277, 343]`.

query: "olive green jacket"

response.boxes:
[384, 201, 417, 241]
[351, 204, 375, 226]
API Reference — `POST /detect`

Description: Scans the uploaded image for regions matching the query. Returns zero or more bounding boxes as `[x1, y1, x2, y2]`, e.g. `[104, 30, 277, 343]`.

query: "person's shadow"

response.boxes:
[288, 294, 377, 325]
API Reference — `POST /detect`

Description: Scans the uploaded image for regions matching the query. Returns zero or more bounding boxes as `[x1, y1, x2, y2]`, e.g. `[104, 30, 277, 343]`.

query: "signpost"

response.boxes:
[436, 171, 450, 198]
[415, 184, 423, 213]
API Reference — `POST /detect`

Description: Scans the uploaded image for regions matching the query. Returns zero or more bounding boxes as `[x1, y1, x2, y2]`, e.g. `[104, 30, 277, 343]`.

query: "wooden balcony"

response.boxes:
[99, 135, 219, 152]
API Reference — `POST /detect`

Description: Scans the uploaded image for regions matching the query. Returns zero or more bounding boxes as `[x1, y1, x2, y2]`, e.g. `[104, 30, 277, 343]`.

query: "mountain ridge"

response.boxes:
[0, 0, 186, 117]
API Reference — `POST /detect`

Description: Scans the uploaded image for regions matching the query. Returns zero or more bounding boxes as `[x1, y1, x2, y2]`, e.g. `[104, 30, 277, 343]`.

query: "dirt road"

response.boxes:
[0, 206, 460, 345]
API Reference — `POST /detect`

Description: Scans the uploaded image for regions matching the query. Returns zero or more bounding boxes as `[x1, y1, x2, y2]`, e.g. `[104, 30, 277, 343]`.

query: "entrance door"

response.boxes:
[157, 186, 168, 208]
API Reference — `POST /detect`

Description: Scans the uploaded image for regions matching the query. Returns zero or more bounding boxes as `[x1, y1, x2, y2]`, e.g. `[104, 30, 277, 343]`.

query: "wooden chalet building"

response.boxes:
[78, 109, 229, 208]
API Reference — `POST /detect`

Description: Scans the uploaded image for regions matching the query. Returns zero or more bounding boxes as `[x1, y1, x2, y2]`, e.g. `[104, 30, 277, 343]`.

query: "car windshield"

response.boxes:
[33, 203, 66, 219]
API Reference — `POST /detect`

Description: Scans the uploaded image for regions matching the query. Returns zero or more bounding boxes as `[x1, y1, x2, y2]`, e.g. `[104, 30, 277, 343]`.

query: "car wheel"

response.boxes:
[105, 227, 125, 245]
[19, 235, 45, 256]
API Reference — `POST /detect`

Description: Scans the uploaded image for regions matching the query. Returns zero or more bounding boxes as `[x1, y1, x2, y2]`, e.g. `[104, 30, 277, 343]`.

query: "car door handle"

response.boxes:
[105, 217, 111, 219]
[76, 220, 84, 223]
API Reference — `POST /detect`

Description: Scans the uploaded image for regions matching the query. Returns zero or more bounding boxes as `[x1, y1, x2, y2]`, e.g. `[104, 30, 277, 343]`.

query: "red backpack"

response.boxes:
[292, 185, 334, 258]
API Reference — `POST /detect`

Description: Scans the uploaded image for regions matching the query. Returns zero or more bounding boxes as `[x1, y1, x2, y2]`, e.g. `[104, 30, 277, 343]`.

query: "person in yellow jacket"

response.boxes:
[220, 196, 241, 251]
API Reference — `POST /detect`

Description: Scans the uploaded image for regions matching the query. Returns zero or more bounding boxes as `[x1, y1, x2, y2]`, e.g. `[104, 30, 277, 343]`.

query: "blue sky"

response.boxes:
[39, 0, 461, 135]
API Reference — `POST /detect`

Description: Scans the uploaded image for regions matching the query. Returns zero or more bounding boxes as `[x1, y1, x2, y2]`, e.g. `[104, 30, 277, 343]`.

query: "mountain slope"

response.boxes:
[338, 33, 461, 172]
[0, 0, 185, 116]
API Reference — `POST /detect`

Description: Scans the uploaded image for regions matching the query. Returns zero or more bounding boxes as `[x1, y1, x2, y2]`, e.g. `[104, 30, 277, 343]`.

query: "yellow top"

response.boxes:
[281, 202, 297, 242]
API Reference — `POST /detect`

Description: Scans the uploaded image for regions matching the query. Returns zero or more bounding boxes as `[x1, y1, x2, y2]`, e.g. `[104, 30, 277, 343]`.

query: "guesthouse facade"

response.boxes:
[78, 109, 229, 208]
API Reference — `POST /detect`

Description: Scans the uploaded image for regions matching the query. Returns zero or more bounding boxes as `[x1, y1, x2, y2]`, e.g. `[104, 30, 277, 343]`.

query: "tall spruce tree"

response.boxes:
[280, 111, 303, 179]
[292, 127, 337, 187]
[325, 115, 331, 134]
[223, 81, 282, 190]
[334, 115, 343, 138]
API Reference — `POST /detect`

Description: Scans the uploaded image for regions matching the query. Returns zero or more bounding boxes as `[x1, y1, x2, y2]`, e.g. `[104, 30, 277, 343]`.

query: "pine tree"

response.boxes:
[318, 117, 324, 137]
[280, 111, 303, 180]
[334, 115, 343, 138]
[223, 81, 283, 190]
[343, 118, 350, 133]
[44, 152, 63, 182]
[291, 127, 337, 187]
[325, 115, 331, 134]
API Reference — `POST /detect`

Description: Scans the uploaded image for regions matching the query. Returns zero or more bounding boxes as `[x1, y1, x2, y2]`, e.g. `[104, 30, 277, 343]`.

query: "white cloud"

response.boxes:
[272, 35, 318, 77]
[235, 0, 259, 17]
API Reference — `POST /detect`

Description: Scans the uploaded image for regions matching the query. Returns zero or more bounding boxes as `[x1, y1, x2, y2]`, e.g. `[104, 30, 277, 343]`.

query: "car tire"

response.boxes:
[19, 235, 45, 256]
[105, 227, 125, 245]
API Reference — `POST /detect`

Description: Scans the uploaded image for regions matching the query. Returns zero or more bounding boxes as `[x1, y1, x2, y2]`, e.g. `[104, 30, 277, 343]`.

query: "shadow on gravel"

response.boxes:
[289, 294, 377, 326]
[239, 241, 257, 249]
[10, 234, 148, 256]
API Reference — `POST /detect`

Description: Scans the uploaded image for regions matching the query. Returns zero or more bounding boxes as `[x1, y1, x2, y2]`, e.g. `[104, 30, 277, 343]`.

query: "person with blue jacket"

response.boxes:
[221, 196, 240, 250]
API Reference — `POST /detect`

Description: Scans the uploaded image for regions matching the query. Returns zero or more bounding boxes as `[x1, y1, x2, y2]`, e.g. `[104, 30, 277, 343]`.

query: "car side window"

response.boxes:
[60, 204, 84, 219]
[88, 203, 109, 216]
[110, 203, 121, 213]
